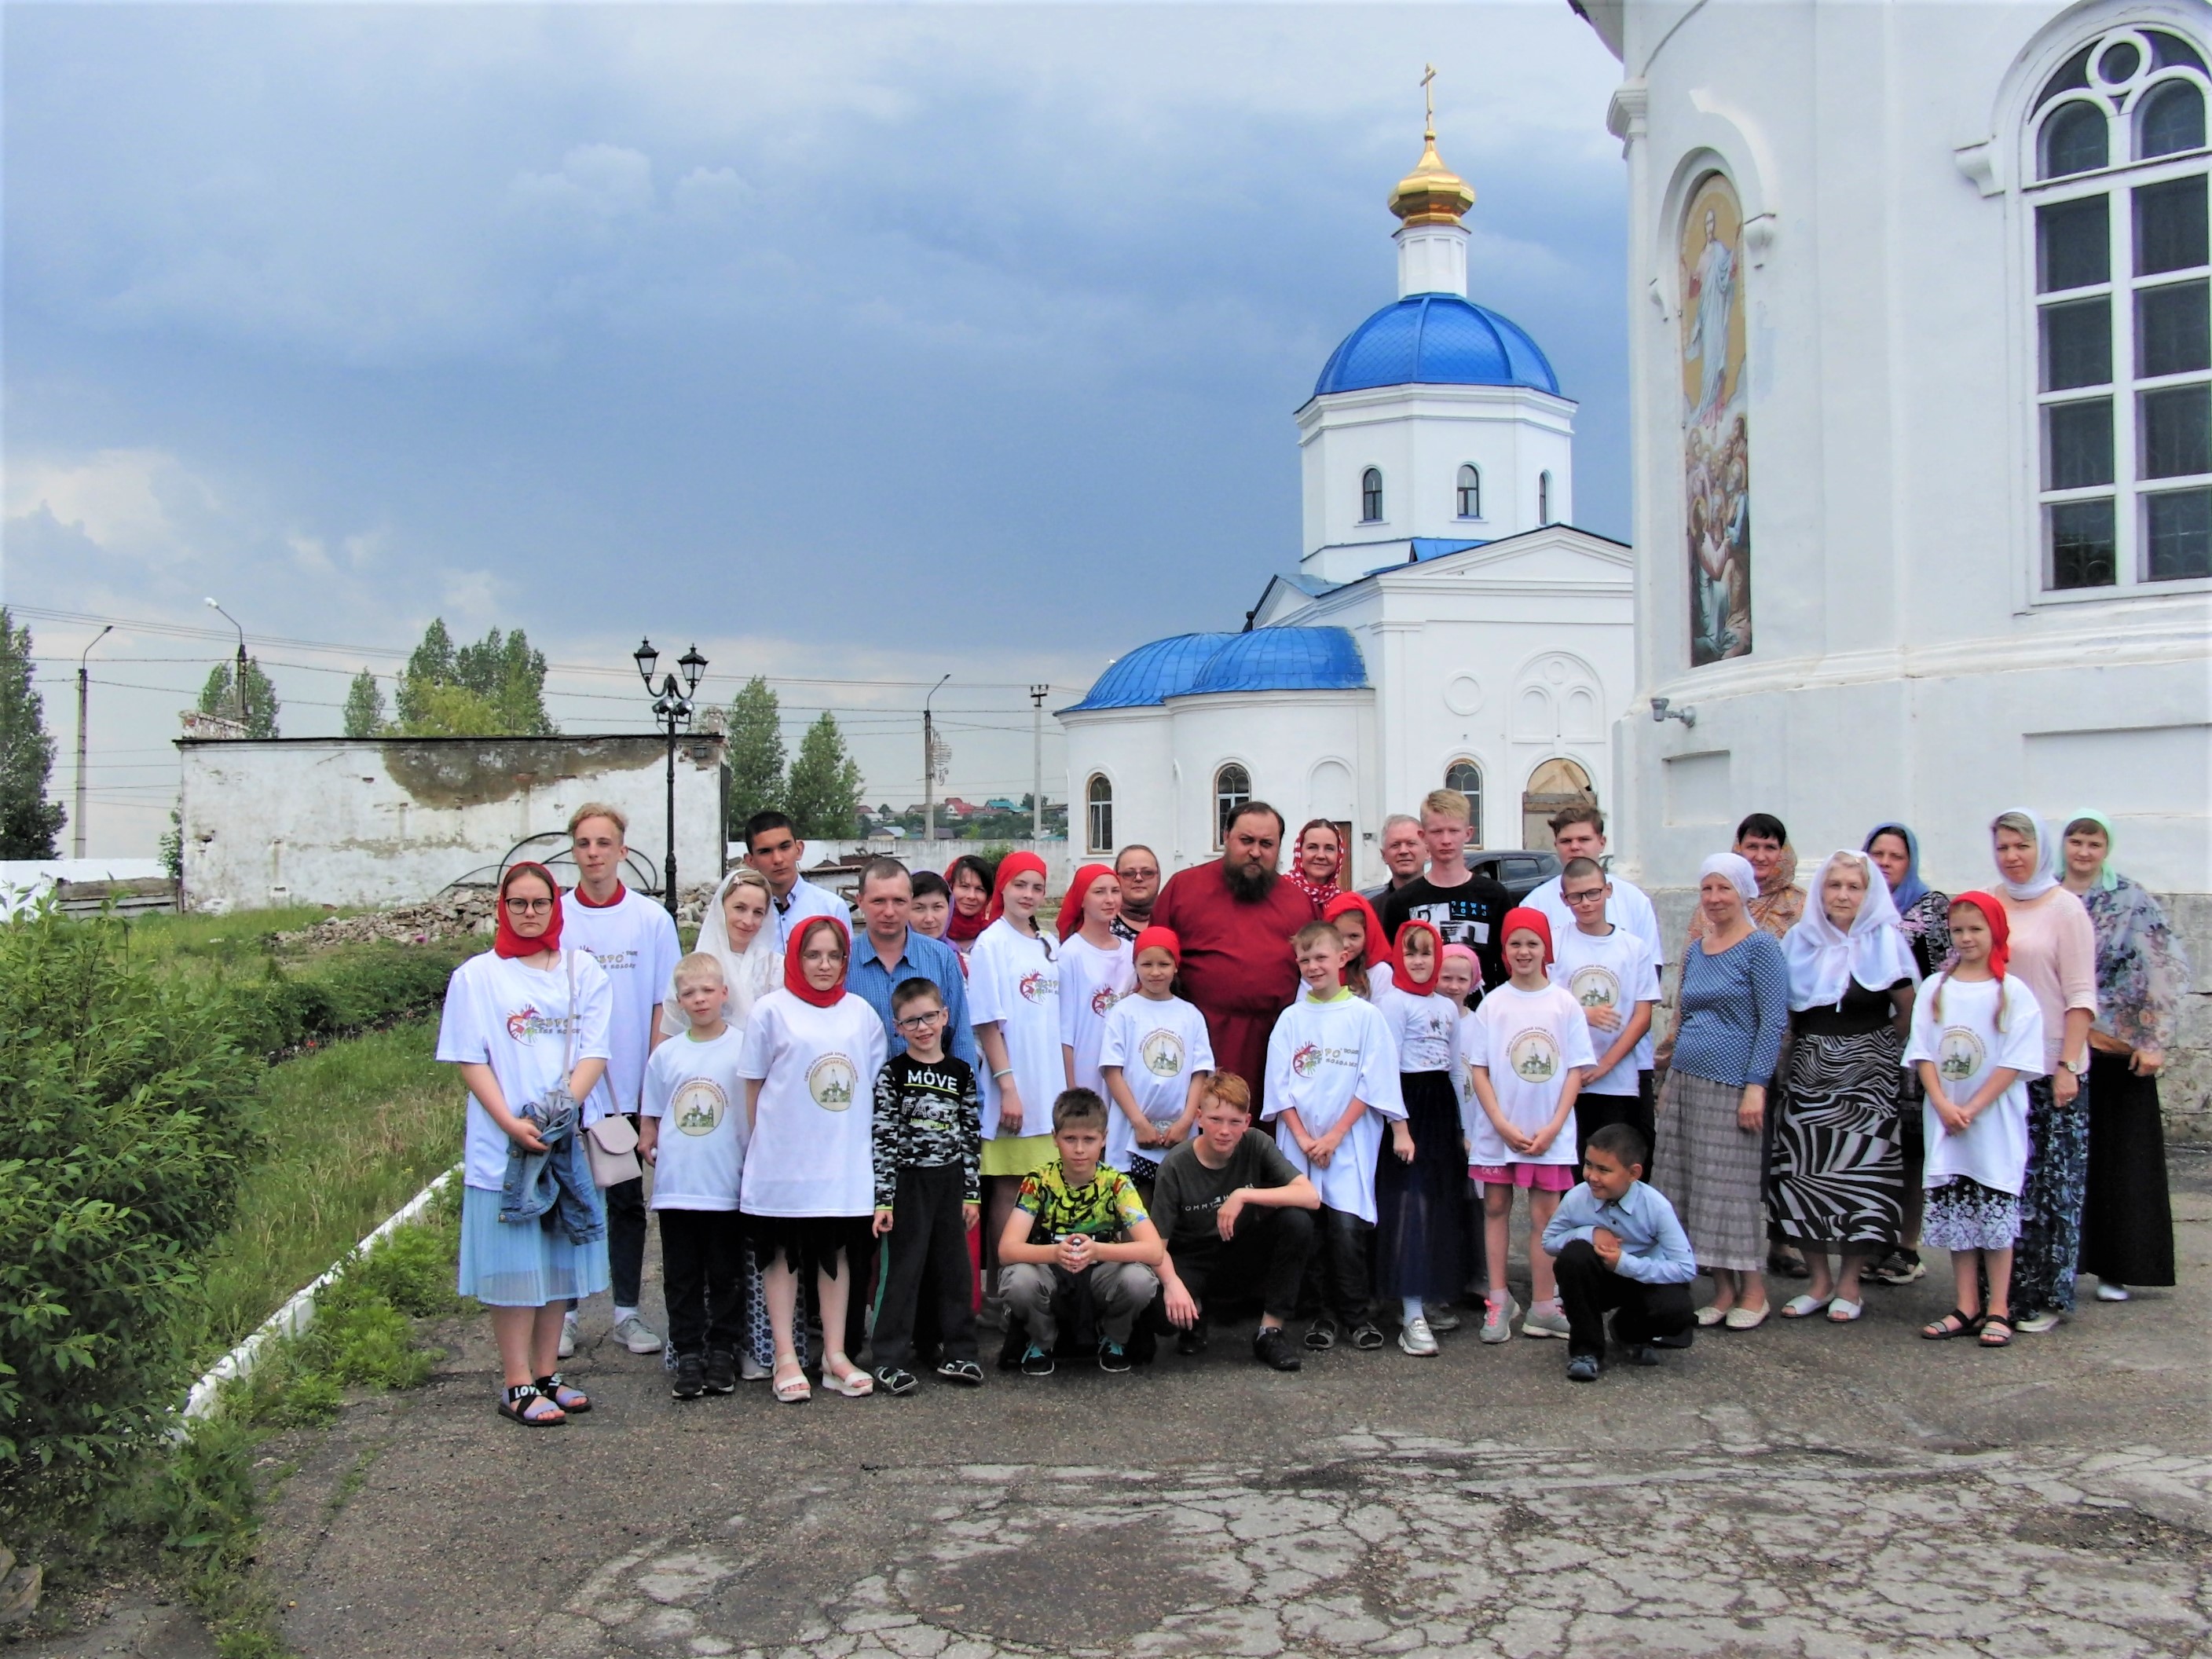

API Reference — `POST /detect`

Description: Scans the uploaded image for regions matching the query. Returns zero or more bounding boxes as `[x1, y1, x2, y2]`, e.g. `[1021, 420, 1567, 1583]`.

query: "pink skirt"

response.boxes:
[1469, 1162, 1576, 1192]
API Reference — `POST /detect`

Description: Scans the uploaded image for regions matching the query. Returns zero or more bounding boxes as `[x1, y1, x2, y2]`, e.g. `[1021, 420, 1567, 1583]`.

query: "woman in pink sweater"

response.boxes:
[1989, 810, 2097, 1334]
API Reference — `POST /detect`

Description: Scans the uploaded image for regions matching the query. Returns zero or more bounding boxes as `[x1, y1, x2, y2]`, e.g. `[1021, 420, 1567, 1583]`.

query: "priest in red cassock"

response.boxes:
[1149, 801, 1311, 1109]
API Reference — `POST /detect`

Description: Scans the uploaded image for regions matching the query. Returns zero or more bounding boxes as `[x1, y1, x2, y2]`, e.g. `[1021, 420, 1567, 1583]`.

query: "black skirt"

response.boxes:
[742, 1212, 875, 1278]
[1373, 1071, 1470, 1302]
[2078, 1050, 2176, 1287]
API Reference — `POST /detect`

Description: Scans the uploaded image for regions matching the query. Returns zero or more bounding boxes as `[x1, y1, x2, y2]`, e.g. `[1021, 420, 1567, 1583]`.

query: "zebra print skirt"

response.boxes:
[1767, 1027, 1905, 1249]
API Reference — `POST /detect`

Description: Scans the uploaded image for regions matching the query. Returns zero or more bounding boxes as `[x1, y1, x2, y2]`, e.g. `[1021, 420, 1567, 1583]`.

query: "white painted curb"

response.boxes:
[180, 1163, 462, 1425]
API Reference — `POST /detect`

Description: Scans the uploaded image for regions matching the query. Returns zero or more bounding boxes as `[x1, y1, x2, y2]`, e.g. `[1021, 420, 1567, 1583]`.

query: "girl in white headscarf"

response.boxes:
[661, 868, 782, 1037]
[1767, 851, 1920, 1322]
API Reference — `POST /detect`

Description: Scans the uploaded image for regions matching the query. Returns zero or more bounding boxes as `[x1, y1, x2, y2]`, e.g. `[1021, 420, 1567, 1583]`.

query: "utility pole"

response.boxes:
[74, 624, 112, 859]
[923, 673, 950, 843]
[1029, 684, 1049, 841]
[204, 598, 247, 729]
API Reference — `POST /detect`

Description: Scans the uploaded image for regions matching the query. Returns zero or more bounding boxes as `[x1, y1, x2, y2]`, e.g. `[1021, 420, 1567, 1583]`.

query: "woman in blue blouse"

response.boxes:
[1653, 852, 1793, 1330]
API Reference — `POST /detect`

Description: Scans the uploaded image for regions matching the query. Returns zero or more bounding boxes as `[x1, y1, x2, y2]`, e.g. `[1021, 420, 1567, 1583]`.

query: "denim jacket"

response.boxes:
[499, 1091, 606, 1245]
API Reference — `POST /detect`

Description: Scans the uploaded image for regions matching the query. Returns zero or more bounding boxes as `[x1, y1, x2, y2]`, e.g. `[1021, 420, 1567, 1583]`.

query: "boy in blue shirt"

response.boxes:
[1540, 1122, 1697, 1380]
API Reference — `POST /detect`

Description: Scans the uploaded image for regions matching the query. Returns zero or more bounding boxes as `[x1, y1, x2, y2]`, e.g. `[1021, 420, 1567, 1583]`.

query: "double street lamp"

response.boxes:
[634, 639, 708, 918]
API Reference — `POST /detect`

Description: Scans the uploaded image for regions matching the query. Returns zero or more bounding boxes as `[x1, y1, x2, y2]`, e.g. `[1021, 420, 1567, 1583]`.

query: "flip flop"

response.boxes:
[1826, 1299, 1864, 1324]
[1779, 1295, 1829, 1319]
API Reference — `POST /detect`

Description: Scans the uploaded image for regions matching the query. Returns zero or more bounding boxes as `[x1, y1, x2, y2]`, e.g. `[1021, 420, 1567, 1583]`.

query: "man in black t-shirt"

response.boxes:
[1150, 1074, 1319, 1372]
[1377, 788, 1511, 993]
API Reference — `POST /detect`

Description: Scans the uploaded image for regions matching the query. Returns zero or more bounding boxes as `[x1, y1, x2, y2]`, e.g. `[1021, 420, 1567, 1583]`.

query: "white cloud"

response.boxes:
[4, 448, 214, 561]
[507, 143, 658, 224]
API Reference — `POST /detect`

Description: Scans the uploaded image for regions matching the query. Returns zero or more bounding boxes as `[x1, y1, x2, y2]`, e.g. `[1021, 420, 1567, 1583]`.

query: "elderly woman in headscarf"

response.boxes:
[1768, 851, 1919, 1322]
[2060, 811, 2189, 1305]
[1651, 852, 1793, 1329]
[1989, 810, 2097, 1334]
[1861, 823, 1950, 1286]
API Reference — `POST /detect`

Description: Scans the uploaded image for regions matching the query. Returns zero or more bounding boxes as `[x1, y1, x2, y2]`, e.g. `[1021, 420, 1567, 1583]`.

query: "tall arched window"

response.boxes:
[1213, 763, 1251, 847]
[1360, 467, 1383, 523]
[1456, 463, 1481, 518]
[1085, 773, 1113, 854]
[1537, 471, 1554, 524]
[2030, 24, 2212, 590]
[1444, 760, 1482, 848]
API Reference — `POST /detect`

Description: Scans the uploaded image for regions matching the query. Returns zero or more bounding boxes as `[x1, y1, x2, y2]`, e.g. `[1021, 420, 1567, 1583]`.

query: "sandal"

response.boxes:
[1920, 1309, 1983, 1341]
[771, 1357, 811, 1404]
[822, 1353, 875, 1397]
[498, 1382, 566, 1426]
[1779, 1295, 1829, 1319]
[1979, 1314, 2014, 1348]
[535, 1372, 591, 1413]
[1826, 1299, 1864, 1324]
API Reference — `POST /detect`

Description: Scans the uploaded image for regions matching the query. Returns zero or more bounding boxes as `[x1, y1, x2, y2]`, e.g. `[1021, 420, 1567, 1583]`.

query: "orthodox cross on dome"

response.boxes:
[1390, 65, 1474, 225]
[1423, 63, 1437, 135]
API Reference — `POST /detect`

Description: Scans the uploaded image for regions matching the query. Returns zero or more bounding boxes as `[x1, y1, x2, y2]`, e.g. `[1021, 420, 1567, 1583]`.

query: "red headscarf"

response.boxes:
[493, 862, 566, 959]
[985, 850, 1049, 926]
[1287, 819, 1345, 916]
[1320, 890, 1384, 967]
[1949, 891, 2011, 980]
[1056, 862, 1118, 941]
[783, 914, 851, 1009]
[1390, 919, 1445, 995]
[944, 855, 992, 946]
[1500, 906, 1555, 969]
[1131, 925, 1181, 964]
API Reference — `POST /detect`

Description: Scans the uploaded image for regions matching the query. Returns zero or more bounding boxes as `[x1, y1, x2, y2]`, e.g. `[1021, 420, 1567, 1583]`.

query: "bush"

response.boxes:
[0, 908, 264, 1523]
[213, 943, 466, 1060]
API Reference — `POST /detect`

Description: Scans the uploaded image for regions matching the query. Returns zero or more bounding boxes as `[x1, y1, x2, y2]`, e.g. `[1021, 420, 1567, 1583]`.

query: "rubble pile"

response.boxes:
[276, 884, 725, 948]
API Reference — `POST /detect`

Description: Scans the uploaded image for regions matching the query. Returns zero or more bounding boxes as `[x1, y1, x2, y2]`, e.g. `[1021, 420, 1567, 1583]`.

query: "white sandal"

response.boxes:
[1780, 1295, 1829, 1319]
[1826, 1298, 1864, 1323]
[822, 1353, 875, 1397]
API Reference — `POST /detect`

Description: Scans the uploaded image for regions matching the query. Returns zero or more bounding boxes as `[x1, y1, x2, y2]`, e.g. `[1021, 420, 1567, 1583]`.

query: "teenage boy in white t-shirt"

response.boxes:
[560, 803, 683, 1357]
[1097, 925, 1214, 1188]
[639, 954, 750, 1400]
[1547, 856, 1661, 1168]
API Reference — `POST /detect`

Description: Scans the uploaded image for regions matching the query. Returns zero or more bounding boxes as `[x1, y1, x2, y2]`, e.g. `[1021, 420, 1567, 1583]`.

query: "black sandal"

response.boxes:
[1978, 1315, 2014, 1349]
[536, 1372, 591, 1413]
[1919, 1309, 1984, 1341]
[499, 1382, 566, 1426]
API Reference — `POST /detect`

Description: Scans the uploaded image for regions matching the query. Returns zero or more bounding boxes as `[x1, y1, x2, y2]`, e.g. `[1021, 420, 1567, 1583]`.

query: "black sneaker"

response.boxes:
[1252, 1327, 1302, 1372]
[671, 1353, 705, 1401]
[1097, 1340, 1131, 1374]
[702, 1350, 738, 1394]
[1349, 1320, 1386, 1351]
[934, 1358, 985, 1386]
[873, 1365, 920, 1397]
[1176, 1326, 1210, 1357]
[1621, 1343, 1661, 1368]
[1566, 1354, 1601, 1382]
[1304, 1317, 1339, 1352]
[1020, 1343, 1055, 1377]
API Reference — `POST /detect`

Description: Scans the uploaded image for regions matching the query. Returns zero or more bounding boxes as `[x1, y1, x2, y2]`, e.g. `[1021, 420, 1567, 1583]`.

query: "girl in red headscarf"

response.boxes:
[1372, 921, 1472, 1354]
[1056, 863, 1134, 1102]
[1321, 891, 1387, 998]
[1288, 819, 1346, 917]
[1903, 892, 2046, 1347]
[967, 851, 1064, 1280]
[735, 915, 889, 1401]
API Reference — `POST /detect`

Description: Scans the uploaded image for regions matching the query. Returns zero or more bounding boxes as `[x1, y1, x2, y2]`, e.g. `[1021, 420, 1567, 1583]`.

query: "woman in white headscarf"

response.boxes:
[661, 868, 782, 1037]
[1767, 851, 1919, 1322]
[1990, 810, 2097, 1334]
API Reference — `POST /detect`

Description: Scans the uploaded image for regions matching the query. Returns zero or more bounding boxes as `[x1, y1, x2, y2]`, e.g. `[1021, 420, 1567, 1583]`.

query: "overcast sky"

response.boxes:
[4, 2, 1627, 857]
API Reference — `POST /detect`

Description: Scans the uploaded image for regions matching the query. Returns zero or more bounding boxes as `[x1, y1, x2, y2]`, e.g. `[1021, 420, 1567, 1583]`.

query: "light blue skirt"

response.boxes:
[458, 1183, 611, 1308]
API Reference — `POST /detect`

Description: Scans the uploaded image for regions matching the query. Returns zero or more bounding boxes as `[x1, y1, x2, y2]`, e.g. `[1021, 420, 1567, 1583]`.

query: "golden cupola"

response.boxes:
[1388, 119, 1474, 226]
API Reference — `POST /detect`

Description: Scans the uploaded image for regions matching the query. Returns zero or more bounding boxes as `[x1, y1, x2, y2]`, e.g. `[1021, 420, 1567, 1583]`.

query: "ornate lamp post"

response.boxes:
[635, 639, 708, 917]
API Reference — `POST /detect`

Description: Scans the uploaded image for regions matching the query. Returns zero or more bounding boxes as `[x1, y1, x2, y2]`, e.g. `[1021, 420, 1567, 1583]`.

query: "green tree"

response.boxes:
[342, 668, 388, 738]
[393, 618, 555, 736]
[196, 658, 281, 738]
[397, 682, 505, 738]
[0, 607, 64, 858]
[723, 676, 787, 834]
[785, 712, 864, 839]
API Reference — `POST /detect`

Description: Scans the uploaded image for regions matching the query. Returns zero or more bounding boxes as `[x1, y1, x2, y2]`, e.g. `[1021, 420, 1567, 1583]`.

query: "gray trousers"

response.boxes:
[1003, 1258, 1159, 1346]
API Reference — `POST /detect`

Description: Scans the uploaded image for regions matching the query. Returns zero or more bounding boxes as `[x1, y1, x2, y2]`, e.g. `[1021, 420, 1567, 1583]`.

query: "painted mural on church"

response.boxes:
[1680, 172, 1751, 665]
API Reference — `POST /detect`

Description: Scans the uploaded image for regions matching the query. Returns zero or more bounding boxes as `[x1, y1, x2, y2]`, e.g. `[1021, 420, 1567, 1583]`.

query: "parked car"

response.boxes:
[1466, 848, 1560, 902]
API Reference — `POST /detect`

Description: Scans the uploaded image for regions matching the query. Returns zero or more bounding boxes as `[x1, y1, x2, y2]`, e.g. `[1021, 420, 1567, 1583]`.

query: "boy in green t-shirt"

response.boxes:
[998, 1089, 1166, 1376]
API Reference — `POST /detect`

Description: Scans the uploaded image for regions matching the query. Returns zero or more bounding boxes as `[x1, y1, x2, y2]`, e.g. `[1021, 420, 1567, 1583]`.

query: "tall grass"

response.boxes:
[119, 906, 339, 973]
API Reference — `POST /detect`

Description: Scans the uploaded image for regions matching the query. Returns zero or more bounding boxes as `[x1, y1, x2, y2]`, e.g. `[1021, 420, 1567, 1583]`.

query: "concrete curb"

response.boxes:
[181, 1163, 462, 1424]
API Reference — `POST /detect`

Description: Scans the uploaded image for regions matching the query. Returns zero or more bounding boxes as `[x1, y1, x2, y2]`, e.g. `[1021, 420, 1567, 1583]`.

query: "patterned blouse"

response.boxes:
[1897, 888, 1954, 982]
[2082, 873, 2191, 1052]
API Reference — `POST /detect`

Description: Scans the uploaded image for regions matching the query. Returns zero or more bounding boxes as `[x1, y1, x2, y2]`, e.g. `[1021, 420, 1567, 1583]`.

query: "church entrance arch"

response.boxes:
[1522, 757, 1596, 851]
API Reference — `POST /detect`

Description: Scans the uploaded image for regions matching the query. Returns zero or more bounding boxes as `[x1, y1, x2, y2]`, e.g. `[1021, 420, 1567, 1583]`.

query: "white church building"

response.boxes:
[1060, 120, 1636, 884]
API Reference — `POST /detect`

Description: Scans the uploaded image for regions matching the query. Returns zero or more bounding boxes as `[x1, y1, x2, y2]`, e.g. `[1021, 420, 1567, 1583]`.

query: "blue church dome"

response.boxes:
[1313, 293, 1558, 398]
[1185, 628, 1368, 698]
[1061, 632, 1243, 712]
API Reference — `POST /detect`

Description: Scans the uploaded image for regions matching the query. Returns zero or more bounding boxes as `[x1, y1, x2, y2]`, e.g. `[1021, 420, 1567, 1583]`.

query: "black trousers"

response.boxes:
[1552, 1238, 1694, 1360]
[1170, 1204, 1315, 1326]
[1313, 1204, 1374, 1324]
[604, 1115, 646, 1308]
[870, 1163, 979, 1367]
[1574, 1086, 1656, 1172]
[659, 1209, 745, 1357]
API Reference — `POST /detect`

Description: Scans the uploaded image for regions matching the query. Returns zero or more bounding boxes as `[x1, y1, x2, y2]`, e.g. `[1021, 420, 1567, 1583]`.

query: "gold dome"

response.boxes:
[1390, 124, 1475, 226]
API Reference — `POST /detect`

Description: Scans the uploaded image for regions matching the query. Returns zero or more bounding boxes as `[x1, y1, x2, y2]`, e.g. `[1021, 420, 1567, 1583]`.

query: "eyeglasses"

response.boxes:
[895, 1009, 947, 1031]
[1562, 888, 1608, 906]
[504, 897, 555, 914]
[1117, 866, 1159, 881]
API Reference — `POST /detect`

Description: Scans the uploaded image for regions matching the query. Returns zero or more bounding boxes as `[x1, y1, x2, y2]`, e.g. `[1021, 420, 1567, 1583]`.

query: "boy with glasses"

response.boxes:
[1548, 857, 1661, 1167]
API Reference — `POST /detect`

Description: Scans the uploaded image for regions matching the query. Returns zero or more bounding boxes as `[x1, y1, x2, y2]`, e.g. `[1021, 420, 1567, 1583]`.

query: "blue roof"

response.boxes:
[1313, 294, 1558, 397]
[1061, 632, 1242, 712]
[1064, 627, 1369, 712]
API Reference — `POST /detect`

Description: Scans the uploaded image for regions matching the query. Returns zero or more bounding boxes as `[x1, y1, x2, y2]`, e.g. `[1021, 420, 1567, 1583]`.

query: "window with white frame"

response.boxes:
[1085, 773, 1113, 854]
[1444, 759, 1483, 847]
[1456, 463, 1481, 518]
[1538, 471, 1554, 525]
[1213, 763, 1251, 847]
[1360, 467, 1384, 523]
[2030, 24, 2211, 591]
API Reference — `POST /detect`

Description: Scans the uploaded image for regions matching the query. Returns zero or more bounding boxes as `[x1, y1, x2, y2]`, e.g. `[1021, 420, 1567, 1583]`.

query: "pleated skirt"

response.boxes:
[1653, 1069, 1765, 1274]
[458, 1183, 611, 1309]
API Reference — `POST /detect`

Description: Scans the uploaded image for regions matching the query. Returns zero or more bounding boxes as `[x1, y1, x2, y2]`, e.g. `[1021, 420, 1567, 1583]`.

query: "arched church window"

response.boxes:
[2027, 24, 2212, 592]
[1360, 468, 1383, 523]
[1456, 464, 1481, 519]
[1537, 471, 1554, 525]
[1085, 774, 1113, 854]
[1213, 764, 1252, 848]
[1444, 760, 1482, 848]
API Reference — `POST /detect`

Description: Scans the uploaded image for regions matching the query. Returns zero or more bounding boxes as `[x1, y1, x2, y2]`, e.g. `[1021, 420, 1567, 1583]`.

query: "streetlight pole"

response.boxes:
[1029, 684, 1049, 841]
[922, 673, 950, 844]
[634, 639, 709, 919]
[204, 598, 247, 729]
[74, 624, 113, 859]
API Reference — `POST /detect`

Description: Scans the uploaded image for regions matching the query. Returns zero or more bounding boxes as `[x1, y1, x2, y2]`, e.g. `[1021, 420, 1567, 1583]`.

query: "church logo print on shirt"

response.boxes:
[1569, 965, 1621, 1009]
[1936, 1027, 1986, 1084]
[1090, 983, 1124, 1018]
[503, 1005, 569, 1046]
[1019, 970, 1059, 1004]
[672, 1078, 727, 1136]
[1508, 1028, 1562, 1082]
[807, 1053, 860, 1110]
[1140, 1028, 1185, 1078]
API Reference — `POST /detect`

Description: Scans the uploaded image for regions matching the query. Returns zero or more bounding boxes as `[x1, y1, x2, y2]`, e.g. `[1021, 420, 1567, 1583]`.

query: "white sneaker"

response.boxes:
[1522, 1303, 1571, 1340]
[557, 1310, 577, 1359]
[2095, 1282, 2132, 1302]
[739, 1351, 771, 1382]
[1479, 1296, 1520, 1344]
[611, 1313, 662, 1354]
[1398, 1317, 1440, 1357]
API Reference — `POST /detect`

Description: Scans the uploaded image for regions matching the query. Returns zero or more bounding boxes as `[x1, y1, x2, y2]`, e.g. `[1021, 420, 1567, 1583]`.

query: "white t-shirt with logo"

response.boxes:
[640, 1024, 750, 1212]
[1526, 872, 1664, 974]
[1097, 992, 1214, 1173]
[1373, 980, 1458, 1073]
[967, 917, 1064, 1139]
[1457, 982, 1598, 1168]
[1547, 924, 1661, 1097]
[1262, 991, 1404, 1222]
[560, 886, 682, 1123]
[734, 989, 888, 1217]
[1058, 932, 1135, 1097]
[437, 949, 614, 1191]
[1905, 974, 2046, 1196]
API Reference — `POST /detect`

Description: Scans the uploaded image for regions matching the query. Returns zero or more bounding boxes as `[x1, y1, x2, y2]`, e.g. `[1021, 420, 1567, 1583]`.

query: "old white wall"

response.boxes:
[178, 734, 727, 913]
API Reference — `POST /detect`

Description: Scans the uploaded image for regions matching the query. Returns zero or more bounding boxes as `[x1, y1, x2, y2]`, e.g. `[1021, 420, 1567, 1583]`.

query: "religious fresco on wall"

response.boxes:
[1680, 173, 1752, 665]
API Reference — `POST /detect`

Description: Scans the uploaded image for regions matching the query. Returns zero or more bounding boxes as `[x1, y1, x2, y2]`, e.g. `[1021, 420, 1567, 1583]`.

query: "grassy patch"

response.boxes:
[118, 906, 340, 972]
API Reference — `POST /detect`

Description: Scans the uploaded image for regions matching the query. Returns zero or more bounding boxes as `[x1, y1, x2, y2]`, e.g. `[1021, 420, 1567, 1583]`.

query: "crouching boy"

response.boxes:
[998, 1089, 1165, 1376]
[1540, 1123, 1697, 1381]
